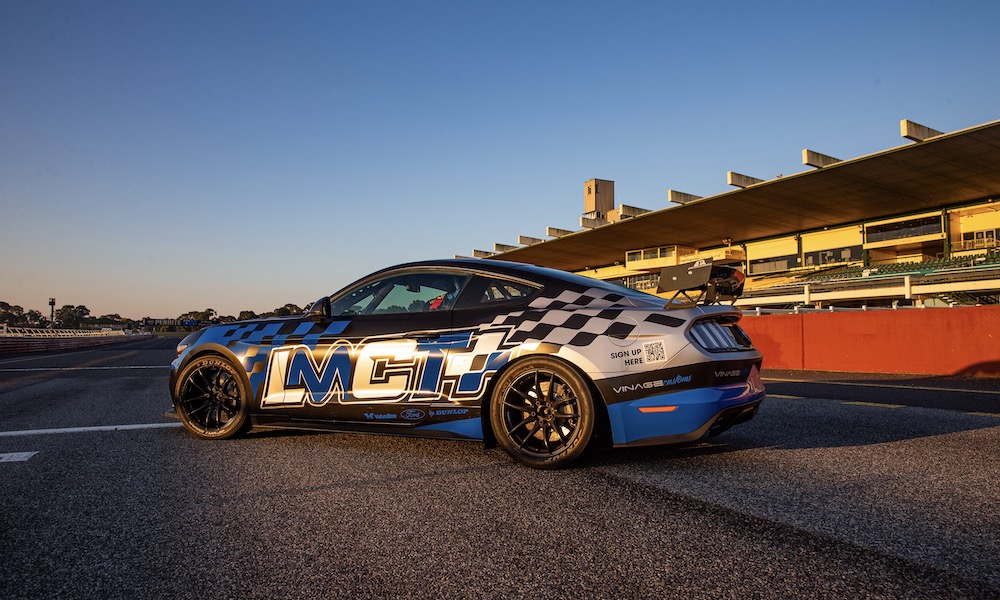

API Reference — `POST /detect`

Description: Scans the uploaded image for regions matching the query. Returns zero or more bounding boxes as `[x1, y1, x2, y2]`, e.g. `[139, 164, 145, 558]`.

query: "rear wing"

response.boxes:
[657, 258, 746, 308]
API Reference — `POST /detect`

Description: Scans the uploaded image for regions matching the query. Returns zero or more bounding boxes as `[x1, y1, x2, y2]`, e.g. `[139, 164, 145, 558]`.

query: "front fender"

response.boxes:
[169, 341, 257, 403]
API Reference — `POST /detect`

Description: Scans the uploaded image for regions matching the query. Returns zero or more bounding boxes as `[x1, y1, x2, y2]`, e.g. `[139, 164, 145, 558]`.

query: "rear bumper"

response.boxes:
[607, 383, 765, 447]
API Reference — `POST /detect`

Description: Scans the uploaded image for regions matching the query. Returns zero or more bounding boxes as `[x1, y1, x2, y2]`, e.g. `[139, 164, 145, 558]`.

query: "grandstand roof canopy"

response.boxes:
[496, 119, 1000, 272]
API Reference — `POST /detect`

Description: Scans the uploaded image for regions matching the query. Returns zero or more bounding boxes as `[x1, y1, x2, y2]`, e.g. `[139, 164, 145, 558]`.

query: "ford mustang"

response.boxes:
[169, 259, 764, 468]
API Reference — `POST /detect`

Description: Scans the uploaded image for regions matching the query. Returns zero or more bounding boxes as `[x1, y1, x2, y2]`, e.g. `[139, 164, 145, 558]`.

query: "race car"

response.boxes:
[169, 259, 764, 469]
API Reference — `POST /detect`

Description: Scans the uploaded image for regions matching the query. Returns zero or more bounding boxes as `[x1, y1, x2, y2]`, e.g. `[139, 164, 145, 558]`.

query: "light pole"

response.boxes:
[49, 298, 55, 329]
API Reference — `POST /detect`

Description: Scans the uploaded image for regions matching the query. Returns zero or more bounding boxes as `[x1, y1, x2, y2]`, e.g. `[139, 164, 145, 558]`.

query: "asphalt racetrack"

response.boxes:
[1, 337, 998, 598]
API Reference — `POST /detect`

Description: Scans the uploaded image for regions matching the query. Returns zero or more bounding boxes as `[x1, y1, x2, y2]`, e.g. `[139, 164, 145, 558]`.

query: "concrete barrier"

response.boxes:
[739, 306, 1000, 377]
[0, 333, 152, 356]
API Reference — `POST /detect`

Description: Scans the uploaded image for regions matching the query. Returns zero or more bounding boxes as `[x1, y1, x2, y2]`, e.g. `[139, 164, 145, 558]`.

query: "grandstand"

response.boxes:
[741, 249, 1000, 307]
[475, 118, 1000, 309]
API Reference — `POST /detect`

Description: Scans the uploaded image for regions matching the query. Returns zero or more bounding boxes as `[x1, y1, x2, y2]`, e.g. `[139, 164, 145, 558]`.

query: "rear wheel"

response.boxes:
[490, 357, 595, 469]
[174, 355, 251, 439]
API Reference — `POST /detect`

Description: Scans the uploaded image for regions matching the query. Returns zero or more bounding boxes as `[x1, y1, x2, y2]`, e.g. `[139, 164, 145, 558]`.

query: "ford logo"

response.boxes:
[401, 409, 425, 421]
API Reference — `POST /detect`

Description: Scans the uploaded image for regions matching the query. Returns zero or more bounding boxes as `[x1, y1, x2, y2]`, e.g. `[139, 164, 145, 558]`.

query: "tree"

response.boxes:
[54, 305, 90, 329]
[275, 303, 303, 317]
[0, 302, 26, 326]
[25, 310, 49, 328]
[261, 303, 301, 318]
[177, 309, 216, 322]
[238, 310, 258, 321]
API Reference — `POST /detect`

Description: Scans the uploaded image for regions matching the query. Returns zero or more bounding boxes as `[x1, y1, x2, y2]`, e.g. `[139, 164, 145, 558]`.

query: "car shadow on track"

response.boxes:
[168, 395, 999, 470]
[585, 395, 1000, 466]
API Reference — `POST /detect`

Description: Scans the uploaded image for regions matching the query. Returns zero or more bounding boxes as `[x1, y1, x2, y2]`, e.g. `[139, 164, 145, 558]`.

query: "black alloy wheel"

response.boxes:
[174, 355, 251, 439]
[490, 357, 595, 469]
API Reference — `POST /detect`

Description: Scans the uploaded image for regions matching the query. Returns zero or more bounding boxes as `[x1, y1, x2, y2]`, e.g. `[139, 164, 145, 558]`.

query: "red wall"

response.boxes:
[738, 306, 1000, 377]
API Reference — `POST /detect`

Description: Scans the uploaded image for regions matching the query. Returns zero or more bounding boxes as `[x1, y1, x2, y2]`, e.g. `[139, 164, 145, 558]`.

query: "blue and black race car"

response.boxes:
[169, 259, 764, 468]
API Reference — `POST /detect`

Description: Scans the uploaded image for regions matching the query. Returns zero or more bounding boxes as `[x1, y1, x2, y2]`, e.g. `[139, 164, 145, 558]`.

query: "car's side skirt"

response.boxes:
[250, 414, 485, 441]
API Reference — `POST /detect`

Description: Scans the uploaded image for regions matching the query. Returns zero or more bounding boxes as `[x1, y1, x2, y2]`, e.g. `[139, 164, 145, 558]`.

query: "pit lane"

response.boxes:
[0, 338, 997, 598]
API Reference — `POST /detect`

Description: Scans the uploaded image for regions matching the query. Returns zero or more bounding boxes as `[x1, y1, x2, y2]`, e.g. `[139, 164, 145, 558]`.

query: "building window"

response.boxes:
[618, 273, 660, 291]
[627, 246, 676, 263]
[803, 245, 863, 267]
[961, 228, 1000, 250]
[865, 216, 942, 243]
[749, 253, 799, 275]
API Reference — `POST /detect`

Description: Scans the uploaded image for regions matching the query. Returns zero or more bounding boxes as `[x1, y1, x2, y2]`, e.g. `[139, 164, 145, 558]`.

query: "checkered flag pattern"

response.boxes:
[486, 287, 637, 347]
[528, 288, 625, 311]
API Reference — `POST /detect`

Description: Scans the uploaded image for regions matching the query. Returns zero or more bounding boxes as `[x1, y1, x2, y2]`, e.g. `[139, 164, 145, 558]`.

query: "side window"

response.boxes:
[330, 272, 470, 316]
[455, 276, 539, 309]
[481, 279, 536, 303]
[328, 280, 386, 316]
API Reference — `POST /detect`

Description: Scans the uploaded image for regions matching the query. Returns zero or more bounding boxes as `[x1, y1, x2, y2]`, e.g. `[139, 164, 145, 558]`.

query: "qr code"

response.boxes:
[643, 341, 666, 363]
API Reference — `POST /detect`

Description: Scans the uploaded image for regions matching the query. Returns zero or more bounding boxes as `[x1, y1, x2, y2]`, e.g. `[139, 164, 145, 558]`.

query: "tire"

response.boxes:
[489, 357, 595, 469]
[174, 355, 251, 439]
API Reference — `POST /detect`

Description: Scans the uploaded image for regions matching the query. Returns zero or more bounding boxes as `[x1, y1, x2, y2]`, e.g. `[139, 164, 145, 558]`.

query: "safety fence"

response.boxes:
[747, 305, 933, 315]
[0, 326, 127, 337]
[0, 326, 151, 355]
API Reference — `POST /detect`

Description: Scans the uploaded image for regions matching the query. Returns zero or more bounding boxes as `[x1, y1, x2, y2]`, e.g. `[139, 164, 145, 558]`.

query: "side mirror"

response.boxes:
[306, 298, 330, 320]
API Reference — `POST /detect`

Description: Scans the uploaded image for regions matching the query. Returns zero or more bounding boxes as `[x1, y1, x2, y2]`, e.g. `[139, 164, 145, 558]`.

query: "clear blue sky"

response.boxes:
[2, 0, 998, 319]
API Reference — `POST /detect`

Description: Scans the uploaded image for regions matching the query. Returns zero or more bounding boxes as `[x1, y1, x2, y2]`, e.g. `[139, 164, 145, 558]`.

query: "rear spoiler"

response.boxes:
[657, 258, 746, 308]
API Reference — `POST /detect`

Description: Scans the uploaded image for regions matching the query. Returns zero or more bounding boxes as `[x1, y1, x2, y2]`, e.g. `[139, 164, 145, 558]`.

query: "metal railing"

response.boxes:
[956, 238, 998, 251]
[744, 305, 934, 315]
[0, 326, 127, 338]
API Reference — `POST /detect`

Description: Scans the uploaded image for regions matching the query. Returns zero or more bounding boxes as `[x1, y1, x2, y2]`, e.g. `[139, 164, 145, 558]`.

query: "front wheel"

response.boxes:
[174, 355, 251, 439]
[489, 357, 595, 469]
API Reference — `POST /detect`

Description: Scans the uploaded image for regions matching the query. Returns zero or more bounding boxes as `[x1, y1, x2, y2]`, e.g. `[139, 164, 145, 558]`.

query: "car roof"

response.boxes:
[375, 258, 567, 284]
[372, 258, 665, 304]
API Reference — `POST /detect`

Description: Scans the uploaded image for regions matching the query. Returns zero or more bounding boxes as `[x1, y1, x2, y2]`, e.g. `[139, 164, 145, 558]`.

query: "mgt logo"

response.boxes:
[258, 338, 497, 408]
[261, 344, 352, 408]
[261, 341, 432, 407]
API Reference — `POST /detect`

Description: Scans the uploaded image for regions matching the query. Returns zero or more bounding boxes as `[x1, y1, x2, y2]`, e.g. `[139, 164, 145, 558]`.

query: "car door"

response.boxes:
[264, 270, 470, 429]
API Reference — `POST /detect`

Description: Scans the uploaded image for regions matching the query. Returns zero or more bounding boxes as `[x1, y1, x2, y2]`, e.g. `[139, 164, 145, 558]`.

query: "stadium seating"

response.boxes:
[741, 250, 1000, 304]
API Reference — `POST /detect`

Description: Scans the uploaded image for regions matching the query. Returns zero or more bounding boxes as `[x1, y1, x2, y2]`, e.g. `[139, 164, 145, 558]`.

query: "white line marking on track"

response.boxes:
[0, 366, 168, 373]
[771, 395, 1000, 417]
[843, 401, 905, 409]
[763, 377, 1000, 395]
[0, 422, 183, 437]
[0, 347, 142, 365]
[0, 451, 39, 462]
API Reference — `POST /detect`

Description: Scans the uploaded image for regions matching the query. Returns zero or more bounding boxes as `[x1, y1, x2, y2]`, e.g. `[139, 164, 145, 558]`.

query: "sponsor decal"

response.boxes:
[364, 412, 397, 420]
[401, 408, 426, 421]
[613, 374, 692, 395]
[429, 408, 469, 417]
[715, 369, 746, 378]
